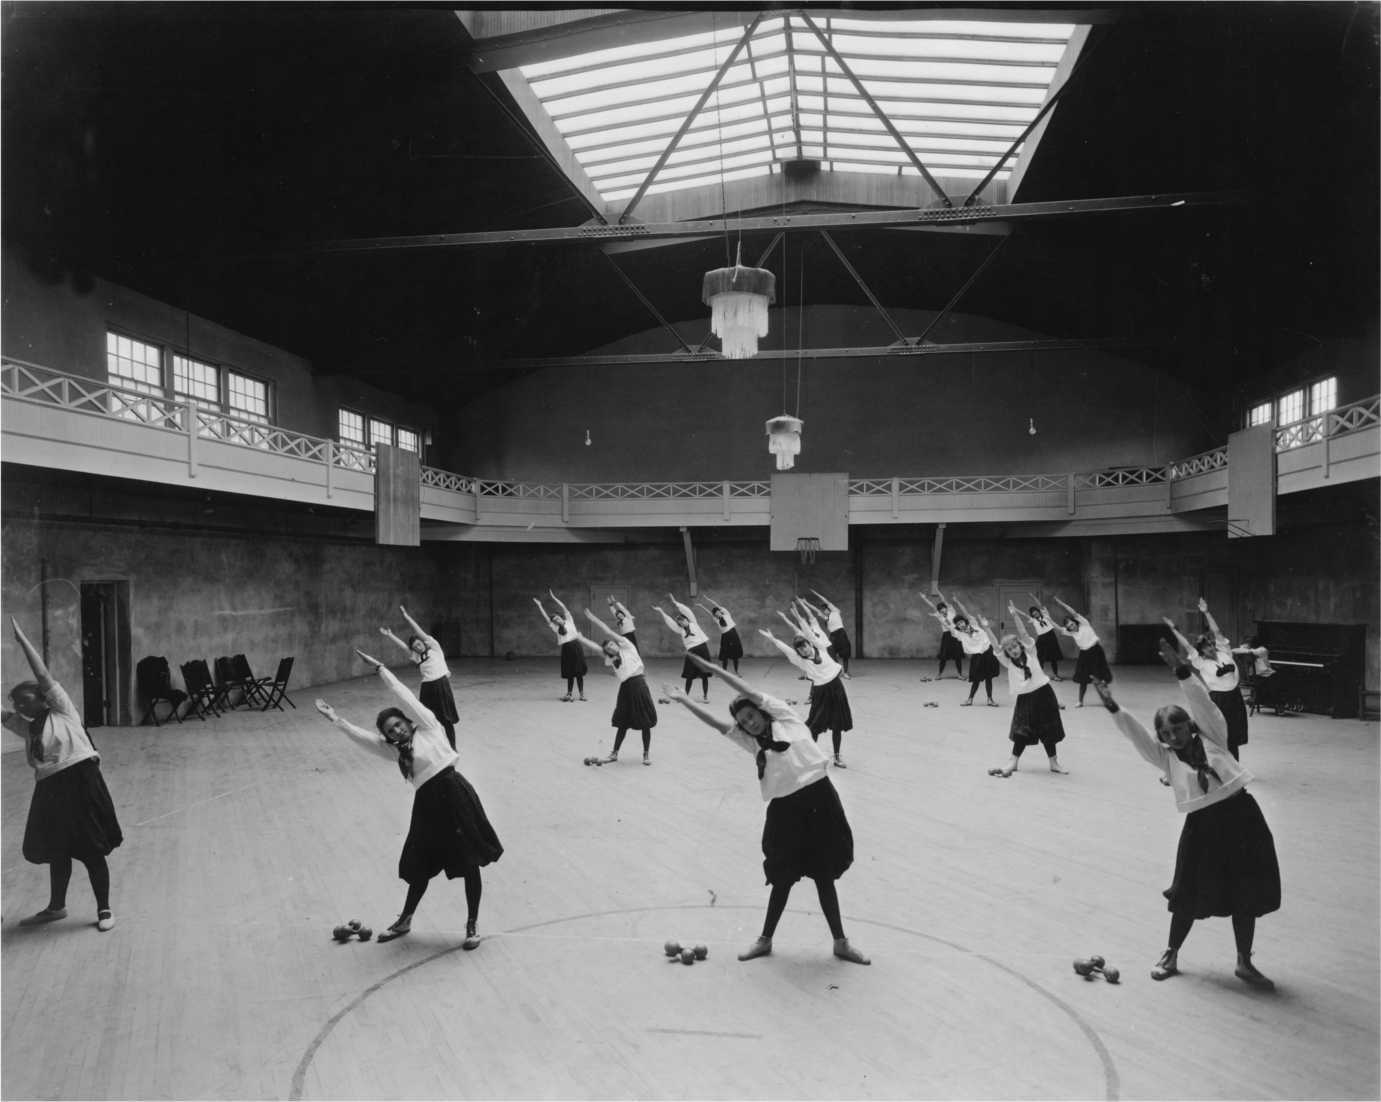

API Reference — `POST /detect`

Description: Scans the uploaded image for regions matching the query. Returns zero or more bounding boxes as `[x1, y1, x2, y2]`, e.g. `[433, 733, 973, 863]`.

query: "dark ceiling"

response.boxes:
[3, 2, 1377, 410]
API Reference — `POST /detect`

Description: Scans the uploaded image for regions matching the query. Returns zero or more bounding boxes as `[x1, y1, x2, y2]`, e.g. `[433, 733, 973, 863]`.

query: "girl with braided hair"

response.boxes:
[1091, 637, 1279, 989]
[663, 652, 869, 966]
[314, 648, 503, 949]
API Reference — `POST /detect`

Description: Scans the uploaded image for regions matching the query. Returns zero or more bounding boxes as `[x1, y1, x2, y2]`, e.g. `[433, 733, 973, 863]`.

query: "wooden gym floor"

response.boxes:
[3, 658, 1377, 1100]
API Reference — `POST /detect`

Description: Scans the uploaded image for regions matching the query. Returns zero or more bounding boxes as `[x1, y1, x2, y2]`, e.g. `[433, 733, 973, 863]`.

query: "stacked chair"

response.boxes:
[180, 659, 222, 720]
[136, 656, 188, 726]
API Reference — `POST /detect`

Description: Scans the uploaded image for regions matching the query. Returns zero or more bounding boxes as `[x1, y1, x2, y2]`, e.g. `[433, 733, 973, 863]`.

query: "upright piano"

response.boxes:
[1254, 621, 1367, 719]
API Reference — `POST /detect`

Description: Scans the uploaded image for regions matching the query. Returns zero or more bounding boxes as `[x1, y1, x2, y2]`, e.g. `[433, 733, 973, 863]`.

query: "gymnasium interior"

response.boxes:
[2, 5, 1378, 1100]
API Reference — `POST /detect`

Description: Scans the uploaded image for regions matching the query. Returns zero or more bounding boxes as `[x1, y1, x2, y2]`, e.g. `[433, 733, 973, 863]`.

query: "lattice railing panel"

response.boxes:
[423, 468, 478, 493]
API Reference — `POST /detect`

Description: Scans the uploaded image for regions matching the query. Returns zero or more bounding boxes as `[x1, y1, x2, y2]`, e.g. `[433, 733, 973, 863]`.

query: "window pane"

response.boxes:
[396, 428, 419, 453]
[172, 355, 220, 404]
[226, 371, 269, 422]
[1277, 389, 1305, 425]
[106, 331, 163, 395]
[1309, 376, 1337, 414]
[369, 419, 393, 449]
[338, 409, 365, 445]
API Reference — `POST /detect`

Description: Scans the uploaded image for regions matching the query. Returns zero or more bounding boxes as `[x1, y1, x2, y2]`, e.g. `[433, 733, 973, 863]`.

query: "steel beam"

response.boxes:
[493, 337, 1137, 370]
[303, 192, 1238, 255]
[817, 231, 908, 345]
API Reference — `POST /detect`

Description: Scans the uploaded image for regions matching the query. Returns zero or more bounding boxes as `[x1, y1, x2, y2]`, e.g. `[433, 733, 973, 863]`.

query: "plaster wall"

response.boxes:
[454, 305, 1211, 483]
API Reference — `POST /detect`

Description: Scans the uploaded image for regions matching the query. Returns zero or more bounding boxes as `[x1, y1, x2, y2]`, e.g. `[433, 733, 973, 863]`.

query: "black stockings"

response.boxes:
[611, 727, 651, 755]
[401, 869, 483, 927]
[565, 676, 585, 696]
[48, 855, 110, 912]
[966, 678, 994, 702]
[760, 877, 845, 940]
[684, 676, 709, 697]
[1166, 912, 1257, 956]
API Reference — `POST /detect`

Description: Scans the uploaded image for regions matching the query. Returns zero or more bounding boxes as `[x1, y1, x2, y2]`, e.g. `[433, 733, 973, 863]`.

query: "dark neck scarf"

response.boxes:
[1174, 734, 1222, 794]
[750, 726, 791, 780]
[1010, 647, 1033, 680]
[1214, 661, 1236, 679]
[27, 712, 46, 764]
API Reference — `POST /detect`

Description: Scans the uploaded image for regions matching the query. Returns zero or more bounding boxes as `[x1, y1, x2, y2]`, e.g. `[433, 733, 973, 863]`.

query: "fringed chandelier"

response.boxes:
[702, 243, 776, 359]
[765, 414, 803, 470]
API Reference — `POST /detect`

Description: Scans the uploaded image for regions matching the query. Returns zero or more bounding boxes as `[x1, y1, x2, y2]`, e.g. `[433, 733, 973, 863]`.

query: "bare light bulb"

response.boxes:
[1028, 418, 1037, 436]
[584, 429, 592, 446]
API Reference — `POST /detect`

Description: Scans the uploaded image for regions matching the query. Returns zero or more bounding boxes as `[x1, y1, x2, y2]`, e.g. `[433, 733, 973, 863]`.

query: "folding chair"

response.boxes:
[259, 657, 296, 711]
[213, 655, 249, 710]
[180, 659, 221, 720]
[137, 656, 187, 726]
[233, 654, 273, 708]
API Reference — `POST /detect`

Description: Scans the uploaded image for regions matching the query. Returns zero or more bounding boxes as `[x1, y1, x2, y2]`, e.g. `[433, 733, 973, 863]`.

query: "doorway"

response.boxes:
[80, 581, 131, 727]
[994, 579, 1048, 641]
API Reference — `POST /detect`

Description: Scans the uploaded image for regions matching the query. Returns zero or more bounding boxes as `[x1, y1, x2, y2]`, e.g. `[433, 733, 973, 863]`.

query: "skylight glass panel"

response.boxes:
[513, 12, 1081, 205]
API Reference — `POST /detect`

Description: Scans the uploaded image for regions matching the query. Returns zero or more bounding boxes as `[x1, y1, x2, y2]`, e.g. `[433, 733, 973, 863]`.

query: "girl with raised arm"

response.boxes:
[698, 594, 744, 674]
[950, 594, 1000, 706]
[1091, 639, 1279, 989]
[763, 600, 854, 768]
[606, 596, 639, 652]
[1164, 598, 1249, 760]
[575, 610, 658, 765]
[919, 591, 964, 680]
[1048, 595, 1111, 707]
[1026, 594, 1065, 681]
[653, 593, 713, 702]
[972, 603, 1069, 778]
[663, 654, 869, 966]
[2, 618, 123, 932]
[380, 604, 459, 749]
[313, 648, 503, 948]
[533, 591, 587, 702]
[803, 590, 852, 678]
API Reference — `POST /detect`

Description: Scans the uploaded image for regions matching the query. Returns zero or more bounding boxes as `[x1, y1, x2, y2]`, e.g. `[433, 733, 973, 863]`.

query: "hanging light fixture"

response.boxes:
[703, 242, 775, 359]
[765, 414, 803, 470]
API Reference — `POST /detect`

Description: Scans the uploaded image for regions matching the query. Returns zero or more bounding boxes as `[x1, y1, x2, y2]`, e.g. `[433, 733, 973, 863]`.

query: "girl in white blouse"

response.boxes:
[1092, 639, 1279, 988]
[379, 604, 459, 749]
[697, 593, 744, 674]
[664, 653, 869, 966]
[653, 594, 713, 702]
[574, 610, 658, 765]
[919, 591, 965, 680]
[1163, 598, 1250, 760]
[533, 591, 587, 701]
[762, 599, 854, 768]
[606, 596, 639, 652]
[800, 589, 852, 677]
[1041, 595, 1111, 707]
[1025, 594, 1065, 681]
[314, 648, 503, 949]
[962, 601, 1069, 779]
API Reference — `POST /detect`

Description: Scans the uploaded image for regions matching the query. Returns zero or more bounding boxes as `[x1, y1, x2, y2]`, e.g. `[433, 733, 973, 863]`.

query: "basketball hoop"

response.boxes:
[797, 537, 820, 565]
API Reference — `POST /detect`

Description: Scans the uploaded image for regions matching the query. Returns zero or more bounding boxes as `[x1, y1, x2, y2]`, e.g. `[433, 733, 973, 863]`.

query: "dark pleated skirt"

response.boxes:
[681, 642, 713, 680]
[398, 766, 504, 884]
[611, 673, 658, 730]
[559, 639, 588, 679]
[1009, 683, 1066, 746]
[419, 675, 459, 725]
[1163, 791, 1280, 919]
[828, 628, 852, 662]
[1072, 642, 1112, 685]
[718, 627, 744, 662]
[1035, 631, 1063, 666]
[1211, 687, 1249, 750]
[24, 758, 124, 864]
[967, 647, 1001, 684]
[761, 776, 854, 886]
[805, 674, 853, 734]
[938, 632, 965, 662]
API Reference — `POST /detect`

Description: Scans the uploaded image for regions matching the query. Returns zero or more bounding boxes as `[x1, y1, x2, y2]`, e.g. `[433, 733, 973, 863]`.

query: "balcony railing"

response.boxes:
[5, 357, 1377, 514]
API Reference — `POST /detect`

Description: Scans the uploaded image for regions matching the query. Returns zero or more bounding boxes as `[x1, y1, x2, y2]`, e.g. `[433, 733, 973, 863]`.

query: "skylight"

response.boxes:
[514, 13, 1082, 209]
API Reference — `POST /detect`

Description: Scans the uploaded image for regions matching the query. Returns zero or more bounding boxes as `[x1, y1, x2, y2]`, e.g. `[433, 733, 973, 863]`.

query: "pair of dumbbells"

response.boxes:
[332, 919, 373, 942]
[1073, 954, 1119, 983]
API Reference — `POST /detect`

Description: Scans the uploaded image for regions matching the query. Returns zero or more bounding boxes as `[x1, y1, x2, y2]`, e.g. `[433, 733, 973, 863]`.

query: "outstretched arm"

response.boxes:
[758, 627, 802, 665]
[398, 605, 429, 642]
[1161, 616, 1195, 656]
[663, 683, 733, 733]
[1008, 603, 1036, 647]
[685, 651, 766, 707]
[1052, 595, 1080, 618]
[570, 629, 605, 657]
[1197, 597, 1228, 644]
[583, 609, 624, 644]
[651, 605, 681, 632]
[972, 608, 1006, 659]
[379, 626, 411, 656]
[1092, 677, 1168, 771]
[1158, 638, 1230, 747]
[548, 590, 573, 622]
[668, 595, 698, 622]
[11, 618, 52, 688]
[532, 596, 552, 624]
[313, 696, 396, 762]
